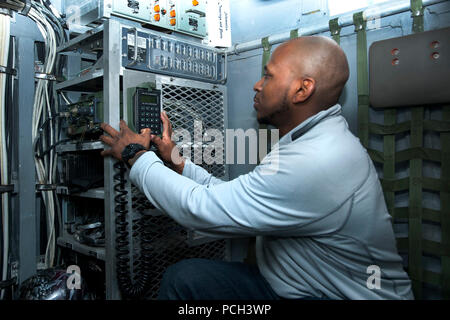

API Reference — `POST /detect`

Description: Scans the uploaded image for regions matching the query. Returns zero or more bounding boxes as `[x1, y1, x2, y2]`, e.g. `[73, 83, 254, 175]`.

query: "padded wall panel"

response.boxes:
[370, 27, 450, 108]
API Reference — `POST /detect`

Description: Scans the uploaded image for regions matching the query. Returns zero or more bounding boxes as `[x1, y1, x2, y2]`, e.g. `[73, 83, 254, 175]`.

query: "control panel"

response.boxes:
[63, 0, 208, 39]
[122, 27, 225, 83]
[148, 0, 206, 38]
[149, 0, 174, 31]
[112, 0, 151, 22]
[134, 87, 162, 135]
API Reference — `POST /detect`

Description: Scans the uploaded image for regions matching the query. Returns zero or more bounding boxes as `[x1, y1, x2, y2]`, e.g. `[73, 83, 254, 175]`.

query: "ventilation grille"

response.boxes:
[144, 214, 227, 300]
[161, 83, 226, 178]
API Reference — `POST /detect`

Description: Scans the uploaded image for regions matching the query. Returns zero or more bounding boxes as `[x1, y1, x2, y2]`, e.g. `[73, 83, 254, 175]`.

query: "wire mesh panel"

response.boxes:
[128, 78, 228, 299]
[144, 214, 227, 300]
[161, 82, 226, 179]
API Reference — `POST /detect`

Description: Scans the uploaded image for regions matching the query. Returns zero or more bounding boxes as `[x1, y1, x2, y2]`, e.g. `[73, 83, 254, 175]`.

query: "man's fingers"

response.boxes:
[140, 128, 152, 141]
[151, 135, 162, 146]
[161, 111, 173, 139]
[161, 111, 170, 139]
[167, 113, 173, 135]
[100, 149, 112, 157]
[119, 120, 130, 132]
[99, 134, 114, 146]
[100, 123, 119, 137]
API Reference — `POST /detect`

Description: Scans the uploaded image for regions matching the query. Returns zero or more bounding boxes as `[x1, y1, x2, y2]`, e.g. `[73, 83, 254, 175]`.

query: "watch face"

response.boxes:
[122, 144, 145, 163]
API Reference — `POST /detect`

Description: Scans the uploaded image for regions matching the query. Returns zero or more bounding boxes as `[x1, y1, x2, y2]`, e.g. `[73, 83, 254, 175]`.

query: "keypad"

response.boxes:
[138, 105, 161, 135]
[135, 89, 161, 136]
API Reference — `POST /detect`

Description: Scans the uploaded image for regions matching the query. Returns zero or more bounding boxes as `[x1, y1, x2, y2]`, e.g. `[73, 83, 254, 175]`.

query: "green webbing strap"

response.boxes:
[411, 0, 425, 33]
[408, 0, 424, 298]
[381, 177, 450, 193]
[369, 147, 443, 165]
[369, 120, 450, 135]
[396, 148, 441, 163]
[393, 207, 441, 224]
[290, 29, 298, 39]
[329, 18, 341, 45]
[442, 105, 450, 298]
[353, 12, 369, 148]
[261, 37, 272, 78]
[397, 238, 450, 257]
[384, 109, 396, 219]
[409, 106, 424, 299]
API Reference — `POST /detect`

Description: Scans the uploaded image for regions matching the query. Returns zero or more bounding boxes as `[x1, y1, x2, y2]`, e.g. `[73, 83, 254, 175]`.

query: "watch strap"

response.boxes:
[122, 143, 147, 168]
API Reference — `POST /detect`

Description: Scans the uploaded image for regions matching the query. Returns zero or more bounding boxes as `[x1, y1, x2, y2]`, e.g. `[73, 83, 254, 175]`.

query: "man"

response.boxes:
[100, 36, 413, 300]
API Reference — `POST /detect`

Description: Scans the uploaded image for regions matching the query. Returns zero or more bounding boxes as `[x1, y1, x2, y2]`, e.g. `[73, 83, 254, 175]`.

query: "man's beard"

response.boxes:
[257, 92, 290, 126]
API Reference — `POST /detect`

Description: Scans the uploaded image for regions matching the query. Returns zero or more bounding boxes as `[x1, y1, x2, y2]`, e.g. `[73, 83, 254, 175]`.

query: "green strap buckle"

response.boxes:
[410, 0, 425, 33]
[261, 37, 271, 52]
[329, 18, 341, 36]
[411, 0, 424, 17]
[290, 29, 299, 39]
[261, 36, 272, 77]
[353, 12, 366, 32]
[329, 18, 341, 44]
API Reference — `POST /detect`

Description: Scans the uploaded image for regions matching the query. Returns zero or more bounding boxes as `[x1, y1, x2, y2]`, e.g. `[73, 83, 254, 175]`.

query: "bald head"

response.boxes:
[274, 36, 349, 109]
[253, 36, 350, 137]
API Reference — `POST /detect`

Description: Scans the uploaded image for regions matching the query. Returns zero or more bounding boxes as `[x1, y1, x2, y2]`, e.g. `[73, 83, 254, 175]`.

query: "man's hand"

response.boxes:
[151, 111, 185, 174]
[100, 120, 151, 163]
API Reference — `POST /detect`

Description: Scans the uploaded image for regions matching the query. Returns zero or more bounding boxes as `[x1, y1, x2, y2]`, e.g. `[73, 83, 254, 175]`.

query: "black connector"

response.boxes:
[0, 0, 31, 15]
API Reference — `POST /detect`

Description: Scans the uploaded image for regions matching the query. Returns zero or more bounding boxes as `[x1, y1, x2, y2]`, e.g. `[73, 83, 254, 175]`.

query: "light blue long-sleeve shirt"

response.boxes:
[129, 104, 414, 300]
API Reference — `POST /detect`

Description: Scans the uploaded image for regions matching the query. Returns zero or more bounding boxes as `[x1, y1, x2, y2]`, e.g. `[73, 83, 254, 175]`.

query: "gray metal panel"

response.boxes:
[8, 13, 44, 285]
[230, 0, 303, 44]
[370, 27, 450, 108]
[226, 49, 261, 179]
[15, 37, 38, 284]
[103, 18, 121, 300]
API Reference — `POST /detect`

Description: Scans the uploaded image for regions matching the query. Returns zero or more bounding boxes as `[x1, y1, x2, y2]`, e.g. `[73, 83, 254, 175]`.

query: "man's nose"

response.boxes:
[253, 77, 263, 92]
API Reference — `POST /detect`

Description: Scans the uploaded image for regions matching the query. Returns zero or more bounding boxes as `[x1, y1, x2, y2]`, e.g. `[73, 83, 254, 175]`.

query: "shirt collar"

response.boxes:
[278, 104, 342, 145]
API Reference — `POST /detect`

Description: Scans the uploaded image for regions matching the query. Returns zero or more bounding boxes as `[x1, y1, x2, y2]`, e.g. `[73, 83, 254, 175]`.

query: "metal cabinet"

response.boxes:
[54, 18, 229, 299]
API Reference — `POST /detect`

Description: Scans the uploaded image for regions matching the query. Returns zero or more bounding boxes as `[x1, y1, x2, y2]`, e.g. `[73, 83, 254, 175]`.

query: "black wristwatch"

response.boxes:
[121, 143, 147, 168]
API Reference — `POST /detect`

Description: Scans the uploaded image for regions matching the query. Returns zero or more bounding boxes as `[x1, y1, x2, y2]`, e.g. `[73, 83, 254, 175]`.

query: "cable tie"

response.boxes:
[0, 184, 15, 194]
[19, 0, 31, 16]
[35, 72, 56, 81]
[0, 65, 17, 76]
[36, 184, 57, 191]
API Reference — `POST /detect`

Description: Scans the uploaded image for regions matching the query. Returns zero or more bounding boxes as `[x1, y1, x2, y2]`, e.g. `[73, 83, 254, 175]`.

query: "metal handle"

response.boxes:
[185, 9, 206, 17]
[218, 51, 228, 84]
[127, 28, 139, 67]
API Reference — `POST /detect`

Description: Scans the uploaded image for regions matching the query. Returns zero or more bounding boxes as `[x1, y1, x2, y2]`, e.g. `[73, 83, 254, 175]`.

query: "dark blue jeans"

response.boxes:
[157, 258, 281, 300]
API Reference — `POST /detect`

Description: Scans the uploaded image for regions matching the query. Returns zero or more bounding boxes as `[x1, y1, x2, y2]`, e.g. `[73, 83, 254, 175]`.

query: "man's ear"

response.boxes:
[292, 77, 315, 104]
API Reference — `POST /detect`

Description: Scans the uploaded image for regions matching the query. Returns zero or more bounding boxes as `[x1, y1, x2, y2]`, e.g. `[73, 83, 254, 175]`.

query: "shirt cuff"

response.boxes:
[129, 151, 163, 187]
[181, 158, 193, 178]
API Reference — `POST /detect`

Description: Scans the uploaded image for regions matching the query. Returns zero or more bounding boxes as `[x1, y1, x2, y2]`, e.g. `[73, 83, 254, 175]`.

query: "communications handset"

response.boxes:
[133, 87, 162, 151]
